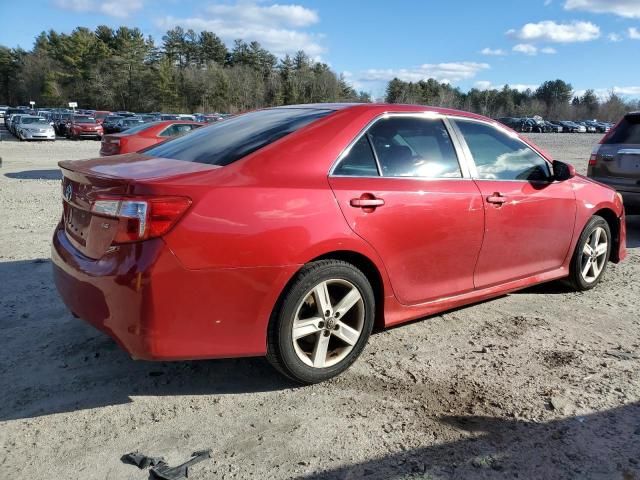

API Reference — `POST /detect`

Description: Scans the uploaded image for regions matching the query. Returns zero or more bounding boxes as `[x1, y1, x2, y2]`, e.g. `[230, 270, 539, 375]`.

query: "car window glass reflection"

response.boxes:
[367, 117, 462, 178]
[455, 119, 551, 181]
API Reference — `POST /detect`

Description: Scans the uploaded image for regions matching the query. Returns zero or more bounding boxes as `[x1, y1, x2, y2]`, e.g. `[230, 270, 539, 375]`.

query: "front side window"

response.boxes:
[455, 119, 551, 181]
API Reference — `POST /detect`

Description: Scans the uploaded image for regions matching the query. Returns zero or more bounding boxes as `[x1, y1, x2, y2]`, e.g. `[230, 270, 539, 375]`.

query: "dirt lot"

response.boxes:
[0, 132, 639, 480]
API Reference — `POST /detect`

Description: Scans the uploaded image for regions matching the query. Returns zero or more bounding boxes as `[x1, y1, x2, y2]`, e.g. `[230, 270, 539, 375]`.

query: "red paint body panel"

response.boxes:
[51, 103, 627, 362]
[99, 121, 204, 156]
[472, 180, 576, 287]
[329, 177, 484, 304]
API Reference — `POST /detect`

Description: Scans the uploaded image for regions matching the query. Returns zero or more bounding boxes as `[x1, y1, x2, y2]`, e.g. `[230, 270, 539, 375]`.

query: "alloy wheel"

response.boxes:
[291, 279, 365, 369]
[580, 226, 608, 284]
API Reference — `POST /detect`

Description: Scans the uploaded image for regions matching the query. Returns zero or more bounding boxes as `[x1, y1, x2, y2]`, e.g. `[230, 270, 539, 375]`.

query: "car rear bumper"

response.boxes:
[51, 223, 297, 361]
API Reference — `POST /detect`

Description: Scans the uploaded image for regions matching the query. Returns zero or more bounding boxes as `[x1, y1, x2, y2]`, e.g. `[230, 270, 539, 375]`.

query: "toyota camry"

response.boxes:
[52, 103, 627, 384]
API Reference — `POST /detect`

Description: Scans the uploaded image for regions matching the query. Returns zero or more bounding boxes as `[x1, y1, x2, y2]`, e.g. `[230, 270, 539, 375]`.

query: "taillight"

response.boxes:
[91, 196, 191, 243]
[589, 145, 599, 166]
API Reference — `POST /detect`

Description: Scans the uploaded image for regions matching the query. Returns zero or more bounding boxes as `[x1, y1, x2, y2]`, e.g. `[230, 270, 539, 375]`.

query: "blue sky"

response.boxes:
[1, 0, 640, 98]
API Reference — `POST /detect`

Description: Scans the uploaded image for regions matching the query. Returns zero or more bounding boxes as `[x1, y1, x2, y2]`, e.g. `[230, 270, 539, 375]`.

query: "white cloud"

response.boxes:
[206, 3, 318, 28]
[54, 0, 143, 18]
[155, 3, 324, 58]
[513, 43, 539, 55]
[508, 20, 600, 43]
[575, 86, 640, 98]
[608, 32, 623, 42]
[629, 27, 640, 39]
[480, 48, 507, 56]
[541, 47, 558, 54]
[359, 62, 490, 84]
[565, 0, 640, 19]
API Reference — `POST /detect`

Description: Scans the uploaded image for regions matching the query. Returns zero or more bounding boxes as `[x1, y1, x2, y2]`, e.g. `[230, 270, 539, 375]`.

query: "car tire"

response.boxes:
[267, 259, 375, 384]
[566, 215, 611, 291]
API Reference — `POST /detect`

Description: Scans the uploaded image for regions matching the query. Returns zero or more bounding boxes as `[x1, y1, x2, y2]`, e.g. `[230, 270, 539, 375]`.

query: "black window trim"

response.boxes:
[448, 115, 554, 183]
[329, 112, 474, 180]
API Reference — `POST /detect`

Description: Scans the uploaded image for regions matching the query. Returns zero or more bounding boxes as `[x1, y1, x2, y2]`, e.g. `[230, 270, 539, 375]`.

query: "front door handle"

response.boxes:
[486, 193, 508, 205]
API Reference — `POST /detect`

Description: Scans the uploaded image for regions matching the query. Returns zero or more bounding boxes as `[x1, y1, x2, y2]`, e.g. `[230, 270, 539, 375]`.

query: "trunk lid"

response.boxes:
[59, 154, 219, 259]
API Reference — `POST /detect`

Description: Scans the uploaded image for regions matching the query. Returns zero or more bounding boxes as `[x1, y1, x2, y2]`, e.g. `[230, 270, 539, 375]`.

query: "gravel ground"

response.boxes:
[0, 131, 639, 480]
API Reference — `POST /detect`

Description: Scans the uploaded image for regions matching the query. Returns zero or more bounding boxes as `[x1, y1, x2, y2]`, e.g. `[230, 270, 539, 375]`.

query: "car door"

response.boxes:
[329, 114, 485, 305]
[451, 118, 576, 288]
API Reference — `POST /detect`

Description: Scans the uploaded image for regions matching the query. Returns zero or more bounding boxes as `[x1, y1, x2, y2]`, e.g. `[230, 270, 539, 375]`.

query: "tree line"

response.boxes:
[385, 78, 639, 122]
[0, 26, 370, 113]
[1, 25, 638, 120]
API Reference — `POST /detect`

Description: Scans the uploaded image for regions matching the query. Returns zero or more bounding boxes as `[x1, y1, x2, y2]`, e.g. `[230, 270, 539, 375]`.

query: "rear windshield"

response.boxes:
[605, 115, 640, 144]
[143, 108, 332, 166]
[124, 118, 144, 125]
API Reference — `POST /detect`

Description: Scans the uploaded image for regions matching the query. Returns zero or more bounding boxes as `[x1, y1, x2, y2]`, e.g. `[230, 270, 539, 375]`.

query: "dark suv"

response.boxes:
[588, 112, 640, 213]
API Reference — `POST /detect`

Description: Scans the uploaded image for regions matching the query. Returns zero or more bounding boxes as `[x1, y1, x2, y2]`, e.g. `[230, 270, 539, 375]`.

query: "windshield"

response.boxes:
[74, 116, 96, 123]
[22, 117, 48, 125]
[143, 108, 332, 166]
[95, 112, 109, 119]
[124, 119, 144, 125]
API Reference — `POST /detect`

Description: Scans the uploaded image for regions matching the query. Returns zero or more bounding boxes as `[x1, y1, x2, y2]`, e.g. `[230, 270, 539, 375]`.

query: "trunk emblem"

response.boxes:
[64, 183, 73, 202]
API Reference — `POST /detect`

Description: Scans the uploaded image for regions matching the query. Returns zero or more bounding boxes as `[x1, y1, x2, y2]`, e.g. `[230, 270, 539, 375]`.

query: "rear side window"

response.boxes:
[333, 136, 379, 176]
[144, 108, 332, 166]
[605, 116, 640, 144]
[455, 119, 551, 181]
[370, 117, 461, 178]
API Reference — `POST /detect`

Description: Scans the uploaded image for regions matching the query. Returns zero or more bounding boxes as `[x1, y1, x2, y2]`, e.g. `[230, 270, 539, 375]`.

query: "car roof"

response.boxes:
[270, 103, 492, 121]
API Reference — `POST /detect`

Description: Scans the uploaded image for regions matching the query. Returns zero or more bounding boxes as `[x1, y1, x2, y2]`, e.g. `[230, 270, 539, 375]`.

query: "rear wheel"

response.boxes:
[267, 260, 375, 384]
[566, 216, 611, 291]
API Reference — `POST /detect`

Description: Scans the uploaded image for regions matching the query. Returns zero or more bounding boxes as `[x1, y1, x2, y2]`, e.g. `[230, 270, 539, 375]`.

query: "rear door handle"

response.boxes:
[486, 193, 508, 205]
[350, 196, 385, 209]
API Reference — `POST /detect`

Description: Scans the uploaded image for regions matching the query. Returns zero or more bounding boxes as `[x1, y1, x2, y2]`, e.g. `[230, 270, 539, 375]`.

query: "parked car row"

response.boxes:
[5, 110, 56, 141]
[100, 119, 205, 155]
[496, 116, 613, 134]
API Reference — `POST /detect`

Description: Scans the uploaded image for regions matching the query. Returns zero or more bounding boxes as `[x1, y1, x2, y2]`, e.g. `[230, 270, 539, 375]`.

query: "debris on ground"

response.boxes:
[121, 449, 212, 480]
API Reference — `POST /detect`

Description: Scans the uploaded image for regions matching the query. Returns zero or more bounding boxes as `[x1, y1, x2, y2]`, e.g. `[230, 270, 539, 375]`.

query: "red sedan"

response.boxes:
[52, 104, 627, 384]
[100, 120, 204, 156]
[66, 116, 104, 140]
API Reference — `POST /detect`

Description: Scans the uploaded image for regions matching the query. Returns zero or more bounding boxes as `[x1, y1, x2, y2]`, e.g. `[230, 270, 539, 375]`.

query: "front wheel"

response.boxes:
[267, 260, 375, 384]
[566, 216, 611, 291]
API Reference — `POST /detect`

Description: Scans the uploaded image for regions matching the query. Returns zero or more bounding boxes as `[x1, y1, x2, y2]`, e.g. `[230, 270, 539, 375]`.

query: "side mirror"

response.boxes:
[553, 160, 576, 181]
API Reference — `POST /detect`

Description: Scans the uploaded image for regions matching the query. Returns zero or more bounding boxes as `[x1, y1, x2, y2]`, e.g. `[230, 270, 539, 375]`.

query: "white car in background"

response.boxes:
[16, 116, 56, 141]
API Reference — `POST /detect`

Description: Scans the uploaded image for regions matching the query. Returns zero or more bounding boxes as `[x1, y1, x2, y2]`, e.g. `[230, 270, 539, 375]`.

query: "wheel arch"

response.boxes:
[268, 250, 388, 336]
[593, 207, 622, 262]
